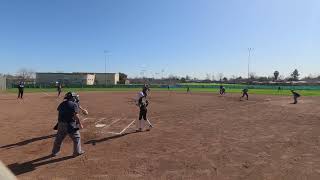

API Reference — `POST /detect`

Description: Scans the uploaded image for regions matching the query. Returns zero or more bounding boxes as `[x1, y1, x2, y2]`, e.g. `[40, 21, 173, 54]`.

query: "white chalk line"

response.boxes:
[104, 118, 122, 128]
[95, 118, 107, 124]
[82, 117, 95, 122]
[85, 116, 154, 135]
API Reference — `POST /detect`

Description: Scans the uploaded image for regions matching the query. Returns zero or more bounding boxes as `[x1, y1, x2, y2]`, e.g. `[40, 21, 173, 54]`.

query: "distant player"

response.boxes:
[57, 82, 62, 97]
[291, 90, 301, 104]
[187, 86, 190, 93]
[219, 85, 226, 95]
[136, 91, 152, 132]
[240, 88, 249, 100]
[278, 86, 281, 91]
[17, 81, 25, 99]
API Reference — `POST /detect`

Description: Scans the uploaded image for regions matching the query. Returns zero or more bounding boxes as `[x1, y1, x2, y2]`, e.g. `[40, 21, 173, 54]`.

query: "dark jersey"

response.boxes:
[243, 88, 248, 93]
[138, 96, 149, 111]
[18, 83, 24, 91]
[292, 91, 300, 97]
[57, 100, 79, 123]
[57, 85, 62, 91]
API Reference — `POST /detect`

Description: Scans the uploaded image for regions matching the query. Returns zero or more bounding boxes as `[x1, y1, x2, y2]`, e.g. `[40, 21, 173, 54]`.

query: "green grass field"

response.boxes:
[4, 87, 320, 96]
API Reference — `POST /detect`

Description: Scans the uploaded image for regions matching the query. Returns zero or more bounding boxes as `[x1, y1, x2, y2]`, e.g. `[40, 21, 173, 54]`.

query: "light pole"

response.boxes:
[247, 48, 254, 82]
[104, 50, 109, 87]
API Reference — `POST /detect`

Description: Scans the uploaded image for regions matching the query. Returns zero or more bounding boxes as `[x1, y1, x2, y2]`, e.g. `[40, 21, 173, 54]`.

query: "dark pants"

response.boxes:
[58, 90, 62, 96]
[242, 92, 248, 100]
[18, 90, 24, 99]
[139, 109, 147, 120]
[293, 96, 298, 104]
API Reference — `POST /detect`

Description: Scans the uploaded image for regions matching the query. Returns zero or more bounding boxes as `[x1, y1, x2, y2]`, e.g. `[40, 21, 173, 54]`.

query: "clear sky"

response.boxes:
[0, 0, 319, 79]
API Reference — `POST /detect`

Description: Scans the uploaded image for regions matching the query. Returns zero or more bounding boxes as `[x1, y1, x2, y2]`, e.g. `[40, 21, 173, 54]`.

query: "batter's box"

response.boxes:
[96, 118, 153, 135]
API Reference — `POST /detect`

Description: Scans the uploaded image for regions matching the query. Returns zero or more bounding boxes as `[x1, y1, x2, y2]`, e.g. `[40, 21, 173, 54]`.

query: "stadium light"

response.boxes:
[104, 50, 110, 86]
[248, 48, 254, 82]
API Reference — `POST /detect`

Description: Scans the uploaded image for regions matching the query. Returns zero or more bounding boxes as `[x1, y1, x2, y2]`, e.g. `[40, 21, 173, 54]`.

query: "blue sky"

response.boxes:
[0, 0, 319, 79]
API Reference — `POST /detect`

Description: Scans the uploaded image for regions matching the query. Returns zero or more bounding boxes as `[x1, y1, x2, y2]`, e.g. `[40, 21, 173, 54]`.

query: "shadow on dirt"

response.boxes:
[84, 130, 146, 146]
[8, 155, 75, 175]
[0, 134, 56, 149]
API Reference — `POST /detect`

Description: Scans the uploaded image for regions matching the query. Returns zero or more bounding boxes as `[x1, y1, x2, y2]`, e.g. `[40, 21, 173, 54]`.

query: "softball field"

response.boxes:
[1, 91, 320, 180]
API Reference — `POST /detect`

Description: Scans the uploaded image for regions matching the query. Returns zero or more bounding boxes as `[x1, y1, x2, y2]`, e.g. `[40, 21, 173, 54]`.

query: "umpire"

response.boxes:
[51, 92, 84, 157]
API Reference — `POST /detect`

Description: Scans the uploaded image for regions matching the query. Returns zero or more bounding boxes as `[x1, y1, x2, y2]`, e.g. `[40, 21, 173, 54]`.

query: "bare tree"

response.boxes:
[211, 74, 215, 81]
[249, 72, 256, 80]
[206, 73, 211, 81]
[16, 68, 35, 80]
[223, 77, 228, 82]
[218, 73, 224, 82]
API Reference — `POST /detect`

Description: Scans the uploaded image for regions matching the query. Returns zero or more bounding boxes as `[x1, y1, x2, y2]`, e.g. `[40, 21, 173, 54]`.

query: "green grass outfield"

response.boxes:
[4, 87, 320, 96]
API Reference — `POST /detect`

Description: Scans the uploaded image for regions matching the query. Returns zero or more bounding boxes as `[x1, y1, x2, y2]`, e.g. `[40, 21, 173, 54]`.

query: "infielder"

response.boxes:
[17, 81, 25, 99]
[240, 88, 249, 100]
[219, 85, 226, 95]
[51, 92, 85, 157]
[57, 82, 62, 97]
[291, 90, 301, 104]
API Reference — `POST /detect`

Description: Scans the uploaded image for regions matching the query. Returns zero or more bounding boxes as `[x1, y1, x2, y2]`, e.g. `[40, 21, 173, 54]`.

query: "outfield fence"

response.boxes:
[6, 83, 320, 91]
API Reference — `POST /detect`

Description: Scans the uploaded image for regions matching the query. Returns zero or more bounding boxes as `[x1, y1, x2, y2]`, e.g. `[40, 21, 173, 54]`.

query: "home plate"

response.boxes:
[95, 124, 106, 128]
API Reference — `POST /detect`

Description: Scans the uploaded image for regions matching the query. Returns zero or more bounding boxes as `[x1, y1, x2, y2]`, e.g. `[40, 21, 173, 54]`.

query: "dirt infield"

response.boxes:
[1, 91, 320, 180]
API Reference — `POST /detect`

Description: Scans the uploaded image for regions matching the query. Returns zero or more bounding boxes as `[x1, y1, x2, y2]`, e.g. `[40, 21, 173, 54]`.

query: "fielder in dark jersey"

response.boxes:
[219, 85, 226, 95]
[241, 88, 249, 100]
[57, 82, 62, 97]
[17, 81, 25, 99]
[291, 90, 301, 104]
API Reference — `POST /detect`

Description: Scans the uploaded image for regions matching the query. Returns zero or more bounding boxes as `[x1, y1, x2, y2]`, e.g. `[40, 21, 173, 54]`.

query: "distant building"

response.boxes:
[95, 73, 120, 85]
[36, 72, 120, 86]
